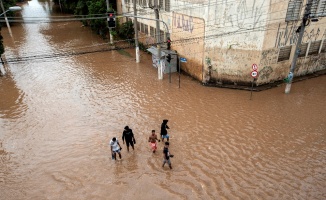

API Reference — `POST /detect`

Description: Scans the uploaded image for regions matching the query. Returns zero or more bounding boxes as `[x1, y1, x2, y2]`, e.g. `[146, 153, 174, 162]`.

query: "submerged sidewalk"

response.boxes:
[203, 69, 326, 92]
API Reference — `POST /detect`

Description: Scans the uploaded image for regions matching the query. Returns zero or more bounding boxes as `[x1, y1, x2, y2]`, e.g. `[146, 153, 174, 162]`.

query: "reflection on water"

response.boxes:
[0, 0, 325, 199]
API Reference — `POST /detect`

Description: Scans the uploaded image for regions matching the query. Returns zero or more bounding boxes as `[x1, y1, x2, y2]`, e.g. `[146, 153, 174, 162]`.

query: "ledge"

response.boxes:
[202, 69, 326, 92]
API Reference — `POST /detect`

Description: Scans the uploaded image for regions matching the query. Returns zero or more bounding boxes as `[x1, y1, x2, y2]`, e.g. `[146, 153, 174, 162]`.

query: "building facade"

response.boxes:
[117, 0, 326, 86]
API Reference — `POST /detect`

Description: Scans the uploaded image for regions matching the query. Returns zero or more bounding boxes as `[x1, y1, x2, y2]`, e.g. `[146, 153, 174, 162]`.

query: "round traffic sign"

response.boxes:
[251, 71, 258, 78]
[252, 64, 258, 71]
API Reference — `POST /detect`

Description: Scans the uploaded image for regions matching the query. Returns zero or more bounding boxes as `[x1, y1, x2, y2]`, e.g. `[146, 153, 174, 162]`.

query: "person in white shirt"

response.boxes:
[110, 137, 122, 160]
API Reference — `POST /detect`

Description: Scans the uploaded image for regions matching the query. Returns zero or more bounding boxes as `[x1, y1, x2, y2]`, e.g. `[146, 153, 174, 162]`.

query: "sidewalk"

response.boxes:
[203, 69, 326, 92]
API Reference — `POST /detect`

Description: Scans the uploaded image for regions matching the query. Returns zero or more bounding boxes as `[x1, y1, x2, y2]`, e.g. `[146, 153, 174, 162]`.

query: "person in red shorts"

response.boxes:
[148, 130, 160, 153]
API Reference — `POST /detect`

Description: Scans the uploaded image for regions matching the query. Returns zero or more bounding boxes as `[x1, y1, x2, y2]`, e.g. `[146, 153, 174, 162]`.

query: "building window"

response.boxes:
[141, 23, 145, 33]
[160, 30, 164, 43]
[150, 26, 155, 37]
[311, 0, 326, 17]
[298, 43, 308, 57]
[149, 0, 153, 7]
[144, 0, 148, 6]
[159, 0, 163, 9]
[285, 0, 303, 22]
[278, 46, 292, 62]
[145, 24, 149, 35]
[165, 0, 170, 12]
[308, 40, 322, 55]
[137, 22, 140, 32]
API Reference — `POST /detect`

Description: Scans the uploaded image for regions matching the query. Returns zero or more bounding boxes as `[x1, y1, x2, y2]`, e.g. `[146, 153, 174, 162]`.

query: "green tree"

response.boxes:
[0, 0, 17, 56]
[86, 0, 108, 38]
[118, 21, 134, 42]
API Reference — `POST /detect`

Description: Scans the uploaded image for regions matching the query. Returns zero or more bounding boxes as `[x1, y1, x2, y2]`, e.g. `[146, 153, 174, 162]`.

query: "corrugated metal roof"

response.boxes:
[146, 46, 166, 57]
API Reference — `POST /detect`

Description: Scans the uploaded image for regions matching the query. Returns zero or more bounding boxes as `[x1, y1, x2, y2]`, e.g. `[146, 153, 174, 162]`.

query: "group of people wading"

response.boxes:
[109, 119, 173, 169]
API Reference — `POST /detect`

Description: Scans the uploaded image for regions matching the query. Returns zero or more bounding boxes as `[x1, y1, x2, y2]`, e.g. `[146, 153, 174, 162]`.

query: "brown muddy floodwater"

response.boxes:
[0, 1, 325, 200]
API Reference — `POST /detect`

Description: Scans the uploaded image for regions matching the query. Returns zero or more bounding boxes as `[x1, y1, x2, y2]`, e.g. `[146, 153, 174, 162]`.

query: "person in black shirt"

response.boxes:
[160, 119, 170, 142]
[122, 126, 136, 152]
[162, 142, 173, 169]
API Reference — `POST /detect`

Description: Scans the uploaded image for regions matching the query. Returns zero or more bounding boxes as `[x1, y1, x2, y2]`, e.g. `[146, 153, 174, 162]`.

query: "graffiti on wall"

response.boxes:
[275, 22, 325, 47]
[296, 53, 326, 72]
[172, 12, 194, 33]
[214, 0, 265, 29]
[260, 48, 279, 66]
[259, 66, 274, 81]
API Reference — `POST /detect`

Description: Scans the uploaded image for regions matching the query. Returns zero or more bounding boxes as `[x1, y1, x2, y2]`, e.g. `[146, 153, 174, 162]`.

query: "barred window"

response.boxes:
[160, 30, 164, 43]
[308, 40, 322, 55]
[311, 0, 326, 17]
[145, 24, 149, 35]
[137, 22, 140, 32]
[141, 23, 145, 33]
[165, 0, 170, 12]
[160, 0, 163, 9]
[150, 26, 155, 37]
[278, 46, 292, 62]
[285, 0, 303, 22]
[298, 43, 308, 57]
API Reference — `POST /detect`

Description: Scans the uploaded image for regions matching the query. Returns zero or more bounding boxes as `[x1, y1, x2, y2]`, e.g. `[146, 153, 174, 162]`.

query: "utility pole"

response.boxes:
[0, 0, 13, 38]
[154, 0, 162, 79]
[134, 0, 139, 63]
[285, 0, 313, 94]
[106, 0, 113, 44]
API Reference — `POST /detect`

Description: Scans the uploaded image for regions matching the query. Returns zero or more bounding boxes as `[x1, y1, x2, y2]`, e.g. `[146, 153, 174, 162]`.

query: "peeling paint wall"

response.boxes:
[260, 0, 326, 85]
[171, 12, 205, 80]
[202, 0, 269, 85]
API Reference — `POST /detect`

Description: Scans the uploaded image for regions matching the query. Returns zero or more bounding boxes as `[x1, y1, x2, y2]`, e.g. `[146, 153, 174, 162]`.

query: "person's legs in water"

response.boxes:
[126, 140, 134, 151]
[130, 140, 134, 150]
[126, 142, 130, 152]
[151, 142, 157, 153]
[162, 159, 172, 169]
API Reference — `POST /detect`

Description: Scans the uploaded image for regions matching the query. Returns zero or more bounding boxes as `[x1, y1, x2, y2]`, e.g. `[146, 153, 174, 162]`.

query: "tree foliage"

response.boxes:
[53, 0, 134, 41]
[0, 0, 17, 55]
[118, 21, 134, 42]
[86, 0, 108, 37]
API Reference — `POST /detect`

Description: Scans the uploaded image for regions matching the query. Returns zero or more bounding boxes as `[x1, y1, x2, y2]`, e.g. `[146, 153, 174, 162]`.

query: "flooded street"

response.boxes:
[1, 1, 325, 199]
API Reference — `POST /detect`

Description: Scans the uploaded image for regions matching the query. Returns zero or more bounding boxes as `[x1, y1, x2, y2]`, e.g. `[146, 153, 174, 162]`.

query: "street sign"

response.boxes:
[180, 57, 187, 62]
[252, 64, 258, 71]
[251, 71, 258, 78]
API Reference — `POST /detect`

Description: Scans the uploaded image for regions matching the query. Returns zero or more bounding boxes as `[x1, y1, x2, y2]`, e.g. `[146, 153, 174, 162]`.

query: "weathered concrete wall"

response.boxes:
[202, 0, 269, 85]
[260, 0, 326, 85]
[171, 12, 205, 81]
[204, 46, 262, 85]
[119, 0, 326, 87]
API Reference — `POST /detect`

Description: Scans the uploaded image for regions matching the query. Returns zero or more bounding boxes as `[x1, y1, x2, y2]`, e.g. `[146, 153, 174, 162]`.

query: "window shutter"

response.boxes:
[308, 41, 322, 55]
[278, 46, 292, 62]
[285, 0, 303, 22]
[311, 0, 326, 17]
[298, 43, 308, 57]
